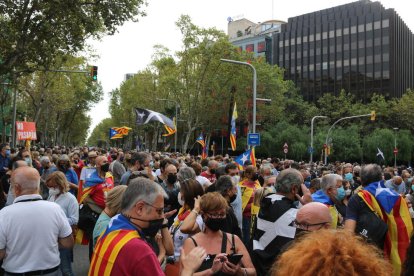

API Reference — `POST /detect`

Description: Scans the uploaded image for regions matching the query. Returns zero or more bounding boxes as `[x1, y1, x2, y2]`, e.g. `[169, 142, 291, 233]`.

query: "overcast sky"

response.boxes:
[87, 0, 413, 136]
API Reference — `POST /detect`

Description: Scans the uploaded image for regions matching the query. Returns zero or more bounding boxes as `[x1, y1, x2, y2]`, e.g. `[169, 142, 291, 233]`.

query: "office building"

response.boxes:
[271, 0, 414, 101]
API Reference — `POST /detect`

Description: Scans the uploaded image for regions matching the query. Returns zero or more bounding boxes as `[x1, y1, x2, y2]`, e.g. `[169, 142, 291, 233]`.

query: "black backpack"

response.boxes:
[355, 196, 388, 249]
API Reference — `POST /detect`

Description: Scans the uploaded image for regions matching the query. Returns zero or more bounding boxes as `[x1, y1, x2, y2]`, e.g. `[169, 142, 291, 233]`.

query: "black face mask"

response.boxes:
[129, 216, 164, 237]
[111, 154, 117, 160]
[101, 163, 110, 173]
[205, 217, 226, 232]
[210, 169, 216, 174]
[167, 174, 177, 184]
[229, 193, 237, 203]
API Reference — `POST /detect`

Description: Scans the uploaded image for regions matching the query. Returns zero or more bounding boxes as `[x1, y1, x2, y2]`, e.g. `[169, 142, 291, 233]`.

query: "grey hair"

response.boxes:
[215, 175, 234, 196]
[320, 174, 340, 192]
[121, 178, 167, 212]
[58, 154, 70, 162]
[275, 168, 303, 194]
[361, 164, 382, 186]
[208, 160, 218, 168]
[260, 164, 272, 175]
[39, 156, 50, 164]
[177, 167, 196, 183]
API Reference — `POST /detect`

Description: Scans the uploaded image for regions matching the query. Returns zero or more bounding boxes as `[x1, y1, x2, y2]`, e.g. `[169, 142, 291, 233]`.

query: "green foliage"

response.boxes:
[88, 118, 115, 146]
[0, 0, 147, 76]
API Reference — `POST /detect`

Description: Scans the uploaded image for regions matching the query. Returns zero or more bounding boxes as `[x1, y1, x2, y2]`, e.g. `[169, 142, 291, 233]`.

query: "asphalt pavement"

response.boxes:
[73, 244, 90, 275]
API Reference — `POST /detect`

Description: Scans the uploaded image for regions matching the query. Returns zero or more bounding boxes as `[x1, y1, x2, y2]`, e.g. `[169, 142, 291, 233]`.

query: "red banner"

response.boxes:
[16, 121, 37, 140]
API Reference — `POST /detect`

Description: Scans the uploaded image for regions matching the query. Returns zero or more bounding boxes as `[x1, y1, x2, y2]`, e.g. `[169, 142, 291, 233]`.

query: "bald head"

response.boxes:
[12, 167, 40, 196]
[296, 202, 332, 231]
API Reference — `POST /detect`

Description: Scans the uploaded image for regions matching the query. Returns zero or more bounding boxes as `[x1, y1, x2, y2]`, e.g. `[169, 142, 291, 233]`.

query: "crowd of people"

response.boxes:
[1, 143, 414, 275]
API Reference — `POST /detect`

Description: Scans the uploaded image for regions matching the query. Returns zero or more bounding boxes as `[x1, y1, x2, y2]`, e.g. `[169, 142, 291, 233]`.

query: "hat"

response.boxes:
[88, 151, 98, 158]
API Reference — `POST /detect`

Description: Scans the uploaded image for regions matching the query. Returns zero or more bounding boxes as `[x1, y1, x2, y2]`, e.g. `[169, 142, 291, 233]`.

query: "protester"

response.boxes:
[0, 144, 10, 179]
[71, 152, 85, 180]
[225, 163, 243, 230]
[294, 202, 332, 233]
[0, 167, 73, 275]
[200, 160, 218, 184]
[161, 163, 180, 226]
[191, 162, 212, 190]
[40, 155, 58, 181]
[120, 151, 153, 185]
[239, 165, 261, 245]
[251, 168, 311, 276]
[271, 229, 392, 276]
[92, 185, 127, 246]
[46, 171, 79, 276]
[56, 154, 79, 194]
[182, 192, 256, 275]
[110, 151, 126, 185]
[345, 164, 413, 275]
[89, 177, 167, 275]
[311, 174, 343, 228]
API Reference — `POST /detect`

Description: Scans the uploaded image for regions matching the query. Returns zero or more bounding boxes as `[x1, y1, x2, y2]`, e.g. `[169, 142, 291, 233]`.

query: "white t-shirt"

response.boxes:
[0, 194, 72, 273]
[170, 214, 203, 259]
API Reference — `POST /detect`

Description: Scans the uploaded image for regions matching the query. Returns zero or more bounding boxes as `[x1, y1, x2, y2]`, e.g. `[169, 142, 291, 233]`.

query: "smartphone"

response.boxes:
[228, 254, 243, 265]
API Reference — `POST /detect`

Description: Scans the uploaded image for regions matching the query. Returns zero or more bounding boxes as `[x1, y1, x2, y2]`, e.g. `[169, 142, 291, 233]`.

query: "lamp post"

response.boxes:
[393, 127, 399, 167]
[310, 116, 327, 164]
[220, 59, 257, 134]
[156, 98, 179, 152]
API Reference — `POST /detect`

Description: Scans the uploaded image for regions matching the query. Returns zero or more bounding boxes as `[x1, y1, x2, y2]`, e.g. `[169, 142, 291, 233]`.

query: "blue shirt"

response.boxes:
[385, 179, 406, 194]
[0, 154, 10, 174]
[120, 170, 132, 185]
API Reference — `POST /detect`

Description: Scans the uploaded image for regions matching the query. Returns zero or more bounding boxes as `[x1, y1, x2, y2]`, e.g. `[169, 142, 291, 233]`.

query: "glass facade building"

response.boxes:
[272, 0, 414, 102]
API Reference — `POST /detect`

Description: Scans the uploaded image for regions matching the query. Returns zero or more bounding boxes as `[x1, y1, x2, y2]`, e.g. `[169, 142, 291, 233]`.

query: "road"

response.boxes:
[73, 244, 90, 275]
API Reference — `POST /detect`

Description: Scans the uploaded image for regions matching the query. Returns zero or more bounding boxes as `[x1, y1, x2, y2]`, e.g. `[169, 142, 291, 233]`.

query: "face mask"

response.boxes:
[111, 154, 117, 160]
[167, 174, 177, 184]
[120, 157, 124, 162]
[204, 217, 226, 232]
[345, 189, 352, 196]
[25, 157, 32, 166]
[150, 161, 154, 168]
[101, 163, 110, 173]
[336, 187, 345, 201]
[5, 150, 10, 156]
[177, 192, 185, 206]
[210, 169, 216, 174]
[231, 175, 240, 184]
[344, 173, 353, 181]
[129, 216, 164, 237]
[48, 187, 60, 196]
[412, 185, 414, 191]
[229, 193, 237, 203]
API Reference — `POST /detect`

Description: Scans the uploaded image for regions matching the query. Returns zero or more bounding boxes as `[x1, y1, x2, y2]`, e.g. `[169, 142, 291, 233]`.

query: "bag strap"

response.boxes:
[221, 231, 228, 253]
[189, 236, 198, 247]
[231, 234, 236, 254]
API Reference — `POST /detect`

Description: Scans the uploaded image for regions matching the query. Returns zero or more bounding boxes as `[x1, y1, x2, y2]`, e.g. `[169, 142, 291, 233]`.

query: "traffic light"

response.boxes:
[90, 66, 98, 81]
[370, 110, 376, 121]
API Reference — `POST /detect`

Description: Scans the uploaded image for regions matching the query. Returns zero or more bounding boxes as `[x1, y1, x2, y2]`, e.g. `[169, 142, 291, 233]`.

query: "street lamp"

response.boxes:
[156, 98, 179, 152]
[310, 116, 328, 163]
[393, 127, 399, 167]
[220, 59, 257, 134]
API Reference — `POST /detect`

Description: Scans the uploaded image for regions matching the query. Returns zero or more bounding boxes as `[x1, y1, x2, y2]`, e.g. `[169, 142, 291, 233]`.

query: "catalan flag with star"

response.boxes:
[163, 117, 176, 136]
[230, 102, 237, 151]
[358, 181, 413, 276]
[196, 134, 207, 159]
[234, 148, 256, 170]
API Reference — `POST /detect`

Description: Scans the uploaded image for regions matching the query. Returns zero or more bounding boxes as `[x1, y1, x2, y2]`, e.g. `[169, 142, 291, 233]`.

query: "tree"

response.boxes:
[0, 0, 147, 77]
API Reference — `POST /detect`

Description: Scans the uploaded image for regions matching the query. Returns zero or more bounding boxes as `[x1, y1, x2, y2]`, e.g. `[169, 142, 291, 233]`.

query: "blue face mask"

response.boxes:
[5, 150, 10, 156]
[336, 187, 345, 201]
[344, 173, 353, 181]
[411, 185, 414, 192]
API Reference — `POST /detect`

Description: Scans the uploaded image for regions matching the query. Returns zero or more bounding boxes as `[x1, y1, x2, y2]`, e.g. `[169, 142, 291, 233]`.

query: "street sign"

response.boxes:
[247, 133, 260, 146]
[308, 146, 313, 153]
[394, 148, 398, 154]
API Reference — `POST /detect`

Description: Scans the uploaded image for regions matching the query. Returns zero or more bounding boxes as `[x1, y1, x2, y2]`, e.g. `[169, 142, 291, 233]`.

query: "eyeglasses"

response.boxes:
[206, 212, 226, 219]
[144, 202, 164, 216]
[292, 220, 329, 231]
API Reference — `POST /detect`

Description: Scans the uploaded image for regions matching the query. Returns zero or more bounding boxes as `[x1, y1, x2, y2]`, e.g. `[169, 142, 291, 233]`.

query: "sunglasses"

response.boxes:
[292, 220, 330, 231]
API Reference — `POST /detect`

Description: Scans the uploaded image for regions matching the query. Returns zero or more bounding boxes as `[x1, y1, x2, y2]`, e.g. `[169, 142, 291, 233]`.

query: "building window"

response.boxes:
[383, 70, 390, 78]
[343, 27, 349, 35]
[309, 64, 314, 71]
[383, 53, 389, 62]
[316, 33, 321, 40]
[366, 22, 373, 31]
[344, 43, 349, 51]
[358, 24, 364, 32]
[329, 30, 334, 38]
[303, 36, 308, 43]
[322, 62, 328, 70]
[351, 58, 357, 65]
[366, 39, 373, 47]
[358, 57, 365, 65]
[351, 26, 357, 34]
[279, 41, 284, 47]
[291, 38, 295, 45]
[297, 37, 302, 44]
[358, 40, 365, 49]
[309, 34, 314, 42]
[344, 59, 349, 66]
[336, 60, 342, 68]
[303, 50, 308, 57]
[366, 55, 373, 64]
[336, 29, 342, 36]
[322, 32, 328, 39]
[382, 36, 389, 45]
[374, 21, 381, 30]
[382, 19, 389, 28]
[258, 41, 266, 53]
[246, 44, 254, 52]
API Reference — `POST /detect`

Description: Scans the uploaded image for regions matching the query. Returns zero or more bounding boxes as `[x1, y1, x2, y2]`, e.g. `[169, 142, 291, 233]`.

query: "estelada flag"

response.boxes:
[234, 148, 256, 170]
[196, 133, 205, 148]
[230, 102, 238, 151]
[163, 118, 176, 136]
[359, 181, 413, 276]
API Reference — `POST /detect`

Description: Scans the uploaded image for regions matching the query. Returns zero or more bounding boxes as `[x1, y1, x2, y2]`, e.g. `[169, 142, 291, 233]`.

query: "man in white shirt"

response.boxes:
[0, 167, 73, 275]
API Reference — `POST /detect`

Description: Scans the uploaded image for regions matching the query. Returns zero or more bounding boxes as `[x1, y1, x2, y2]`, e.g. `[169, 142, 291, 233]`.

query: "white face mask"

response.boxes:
[231, 175, 240, 185]
[345, 189, 352, 196]
[48, 187, 60, 197]
[177, 192, 184, 206]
